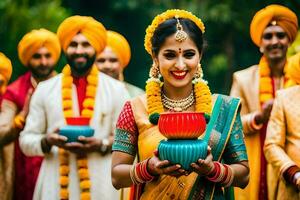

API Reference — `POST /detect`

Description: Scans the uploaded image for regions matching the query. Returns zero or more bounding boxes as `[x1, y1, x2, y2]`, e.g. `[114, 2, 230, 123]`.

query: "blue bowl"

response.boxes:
[158, 139, 208, 170]
[59, 125, 94, 143]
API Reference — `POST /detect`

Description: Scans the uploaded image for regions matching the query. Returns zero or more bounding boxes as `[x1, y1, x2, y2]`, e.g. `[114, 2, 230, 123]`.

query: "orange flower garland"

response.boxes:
[146, 75, 212, 125]
[259, 56, 290, 104]
[60, 64, 98, 200]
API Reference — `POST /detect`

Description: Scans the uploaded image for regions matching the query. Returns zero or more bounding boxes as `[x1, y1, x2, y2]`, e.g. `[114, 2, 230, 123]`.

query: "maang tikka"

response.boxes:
[175, 15, 188, 42]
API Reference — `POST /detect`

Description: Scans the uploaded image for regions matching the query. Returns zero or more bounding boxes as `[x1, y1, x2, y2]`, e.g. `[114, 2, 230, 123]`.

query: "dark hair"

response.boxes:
[151, 18, 204, 56]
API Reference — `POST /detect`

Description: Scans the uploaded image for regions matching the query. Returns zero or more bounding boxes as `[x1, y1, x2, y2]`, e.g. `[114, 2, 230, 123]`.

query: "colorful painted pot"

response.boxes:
[158, 112, 206, 139]
[158, 139, 208, 170]
[59, 125, 94, 143]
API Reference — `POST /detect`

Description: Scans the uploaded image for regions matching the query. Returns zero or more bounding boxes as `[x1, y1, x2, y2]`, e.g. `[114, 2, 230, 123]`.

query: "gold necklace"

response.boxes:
[161, 90, 195, 112]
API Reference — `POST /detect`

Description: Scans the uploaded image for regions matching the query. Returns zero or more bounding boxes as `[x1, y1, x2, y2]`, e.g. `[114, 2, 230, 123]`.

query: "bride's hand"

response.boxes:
[190, 146, 214, 176]
[147, 151, 186, 177]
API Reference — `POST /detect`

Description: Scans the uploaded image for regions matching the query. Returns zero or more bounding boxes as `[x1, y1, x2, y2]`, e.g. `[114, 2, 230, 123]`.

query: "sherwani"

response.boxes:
[230, 65, 262, 200]
[19, 72, 129, 200]
[230, 64, 286, 200]
[264, 86, 300, 200]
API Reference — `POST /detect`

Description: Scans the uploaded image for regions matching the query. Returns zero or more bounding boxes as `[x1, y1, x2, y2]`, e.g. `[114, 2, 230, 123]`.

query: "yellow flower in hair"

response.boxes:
[144, 9, 205, 55]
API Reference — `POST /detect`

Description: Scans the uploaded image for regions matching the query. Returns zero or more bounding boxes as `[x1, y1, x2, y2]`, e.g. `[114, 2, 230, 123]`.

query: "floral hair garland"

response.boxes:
[144, 10, 211, 125]
[144, 9, 205, 56]
[59, 64, 98, 200]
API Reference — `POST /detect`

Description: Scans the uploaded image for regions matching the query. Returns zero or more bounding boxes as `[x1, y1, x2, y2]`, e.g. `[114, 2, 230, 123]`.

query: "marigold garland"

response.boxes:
[146, 77, 212, 125]
[259, 56, 290, 104]
[59, 64, 98, 200]
[144, 9, 205, 56]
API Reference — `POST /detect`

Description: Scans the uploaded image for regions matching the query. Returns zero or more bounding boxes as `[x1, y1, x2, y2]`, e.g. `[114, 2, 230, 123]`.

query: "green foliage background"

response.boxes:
[1, 0, 300, 94]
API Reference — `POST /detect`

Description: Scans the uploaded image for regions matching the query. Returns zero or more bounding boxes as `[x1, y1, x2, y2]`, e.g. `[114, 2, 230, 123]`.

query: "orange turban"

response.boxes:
[287, 52, 300, 85]
[0, 52, 12, 82]
[57, 15, 107, 54]
[18, 28, 61, 66]
[106, 31, 131, 68]
[250, 4, 298, 47]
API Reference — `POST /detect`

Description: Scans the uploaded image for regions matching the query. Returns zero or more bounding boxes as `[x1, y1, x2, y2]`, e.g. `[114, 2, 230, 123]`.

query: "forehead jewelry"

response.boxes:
[175, 15, 188, 42]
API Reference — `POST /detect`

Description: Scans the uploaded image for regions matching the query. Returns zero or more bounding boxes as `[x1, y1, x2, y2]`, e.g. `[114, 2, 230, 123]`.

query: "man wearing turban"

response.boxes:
[19, 16, 128, 200]
[230, 4, 298, 200]
[263, 52, 300, 200]
[95, 30, 144, 98]
[0, 52, 12, 200]
[0, 28, 60, 200]
[0, 52, 12, 103]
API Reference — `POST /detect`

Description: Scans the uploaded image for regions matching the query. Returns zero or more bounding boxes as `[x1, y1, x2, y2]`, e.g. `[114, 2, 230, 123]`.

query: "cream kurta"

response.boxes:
[264, 86, 300, 200]
[20, 72, 129, 200]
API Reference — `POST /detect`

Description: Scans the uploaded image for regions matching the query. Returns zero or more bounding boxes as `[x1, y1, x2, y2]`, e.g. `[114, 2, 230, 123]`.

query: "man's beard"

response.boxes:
[66, 53, 96, 75]
[28, 64, 55, 80]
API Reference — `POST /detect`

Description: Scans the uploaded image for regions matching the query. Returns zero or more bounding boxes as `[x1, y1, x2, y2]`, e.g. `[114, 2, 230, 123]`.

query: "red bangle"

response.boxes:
[207, 162, 221, 181]
[130, 158, 155, 185]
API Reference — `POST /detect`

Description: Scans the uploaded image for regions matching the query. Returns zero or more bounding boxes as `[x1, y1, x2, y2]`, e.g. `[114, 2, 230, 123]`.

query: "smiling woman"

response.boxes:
[111, 9, 249, 200]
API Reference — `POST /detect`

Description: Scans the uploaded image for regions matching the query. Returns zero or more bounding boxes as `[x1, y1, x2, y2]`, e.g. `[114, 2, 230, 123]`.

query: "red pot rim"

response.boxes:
[66, 117, 90, 126]
[159, 112, 204, 116]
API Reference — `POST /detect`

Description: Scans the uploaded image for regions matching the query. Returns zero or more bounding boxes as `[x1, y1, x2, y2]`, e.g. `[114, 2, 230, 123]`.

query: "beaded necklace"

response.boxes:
[161, 90, 195, 112]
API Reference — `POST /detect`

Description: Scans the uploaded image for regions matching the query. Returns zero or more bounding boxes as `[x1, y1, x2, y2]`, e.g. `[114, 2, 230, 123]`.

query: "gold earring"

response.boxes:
[149, 62, 160, 78]
[194, 63, 203, 79]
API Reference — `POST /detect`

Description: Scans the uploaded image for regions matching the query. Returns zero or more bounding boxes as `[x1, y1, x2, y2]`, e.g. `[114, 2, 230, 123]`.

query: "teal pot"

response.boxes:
[59, 125, 94, 143]
[158, 139, 208, 170]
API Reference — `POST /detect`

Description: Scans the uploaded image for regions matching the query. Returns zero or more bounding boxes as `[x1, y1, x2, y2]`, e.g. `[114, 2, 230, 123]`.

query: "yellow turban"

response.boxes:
[250, 4, 298, 47]
[0, 52, 12, 82]
[18, 28, 61, 66]
[286, 52, 300, 85]
[106, 30, 131, 68]
[57, 15, 107, 54]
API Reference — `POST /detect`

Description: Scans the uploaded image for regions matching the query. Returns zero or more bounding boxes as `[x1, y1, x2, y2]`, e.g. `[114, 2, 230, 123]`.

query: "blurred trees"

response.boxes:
[0, 0, 70, 80]
[63, 0, 299, 93]
[1, 0, 299, 93]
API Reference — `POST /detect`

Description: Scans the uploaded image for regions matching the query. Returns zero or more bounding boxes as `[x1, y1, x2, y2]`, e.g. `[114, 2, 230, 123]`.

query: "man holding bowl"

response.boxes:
[19, 16, 128, 200]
